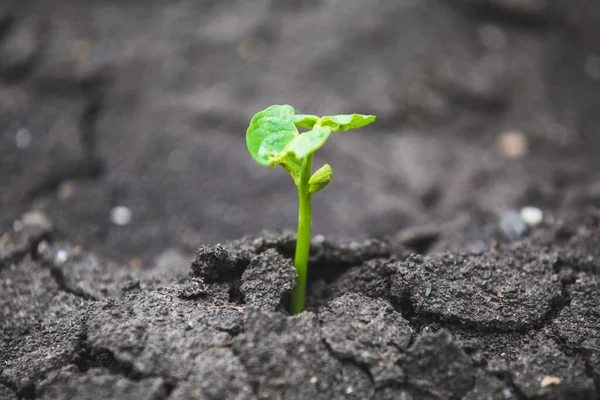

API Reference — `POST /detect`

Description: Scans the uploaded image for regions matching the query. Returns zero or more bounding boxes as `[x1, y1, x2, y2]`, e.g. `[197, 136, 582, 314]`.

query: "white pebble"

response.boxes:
[15, 128, 32, 149]
[309, 376, 318, 384]
[520, 207, 543, 227]
[345, 386, 354, 394]
[498, 130, 528, 158]
[55, 249, 68, 264]
[110, 206, 133, 226]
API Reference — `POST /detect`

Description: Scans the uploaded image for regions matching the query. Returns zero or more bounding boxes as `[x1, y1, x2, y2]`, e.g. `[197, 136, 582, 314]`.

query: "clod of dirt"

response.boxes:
[321, 259, 399, 307]
[190, 244, 245, 282]
[40, 242, 193, 300]
[507, 340, 596, 399]
[240, 248, 296, 311]
[190, 231, 297, 282]
[175, 279, 231, 304]
[319, 293, 413, 386]
[86, 289, 244, 380]
[41, 241, 137, 300]
[0, 258, 88, 394]
[36, 366, 169, 400]
[391, 249, 563, 331]
[463, 370, 513, 400]
[233, 308, 374, 400]
[191, 231, 391, 308]
[169, 348, 252, 400]
[401, 330, 475, 400]
[552, 274, 600, 352]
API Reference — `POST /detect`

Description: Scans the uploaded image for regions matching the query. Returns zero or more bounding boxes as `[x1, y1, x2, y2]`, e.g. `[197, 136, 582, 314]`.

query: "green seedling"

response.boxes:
[246, 104, 376, 314]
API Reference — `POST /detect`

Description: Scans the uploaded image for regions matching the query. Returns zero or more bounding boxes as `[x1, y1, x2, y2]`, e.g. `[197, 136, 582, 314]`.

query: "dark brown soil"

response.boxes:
[1, 0, 600, 399]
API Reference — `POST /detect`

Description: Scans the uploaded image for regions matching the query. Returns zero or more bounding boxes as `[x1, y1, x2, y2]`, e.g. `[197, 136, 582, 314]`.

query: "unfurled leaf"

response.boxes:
[246, 105, 298, 166]
[318, 114, 376, 132]
[284, 127, 331, 159]
[309, 163, 332, 193]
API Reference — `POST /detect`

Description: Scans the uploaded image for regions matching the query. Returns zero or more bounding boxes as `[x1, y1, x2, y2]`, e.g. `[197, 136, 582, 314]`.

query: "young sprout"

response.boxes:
[246, 104, 376, 314]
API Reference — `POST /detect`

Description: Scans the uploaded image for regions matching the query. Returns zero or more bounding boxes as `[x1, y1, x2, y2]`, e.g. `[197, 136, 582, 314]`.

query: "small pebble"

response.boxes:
[502, 388, 512, 398]
[21, 210, 53, 232]
[15, 128, 32, 149]
[520, 206, 543, 227]
[58, 181, 75, 200]
[37, 241, 51, 258]
[128, 257, 143, 271]
[498, 130, 528, 158]
[345, 386, 354, 395]
[55, 249, 68, 264]
[500, 211, 527, 242]
[12, 220, 22, 232]
[425, 281, 432, 297]
[309, 376, 318, 384]
[110, 206, 133, 226]
[540, 375, 560, 387]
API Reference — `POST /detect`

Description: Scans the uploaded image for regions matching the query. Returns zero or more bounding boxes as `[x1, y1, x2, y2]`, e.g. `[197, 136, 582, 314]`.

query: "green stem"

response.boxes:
[290, 153, 313, 314]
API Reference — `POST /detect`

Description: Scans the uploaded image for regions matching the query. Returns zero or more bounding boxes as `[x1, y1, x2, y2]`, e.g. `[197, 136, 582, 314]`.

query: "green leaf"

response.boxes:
[246, 105, 299, 166]
[293, 114, 319, 130]
[318, 114, 376, 132]
[309, 163, 332, 193]
[283, 127, 331, 159]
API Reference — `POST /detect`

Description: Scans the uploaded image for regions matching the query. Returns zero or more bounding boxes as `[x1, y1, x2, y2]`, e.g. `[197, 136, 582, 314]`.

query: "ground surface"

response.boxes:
[1, 0, 600, 399]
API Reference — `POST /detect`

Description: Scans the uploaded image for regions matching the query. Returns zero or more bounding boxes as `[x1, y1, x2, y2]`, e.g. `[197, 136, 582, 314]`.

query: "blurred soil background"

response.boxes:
[1, 0, 600, 264]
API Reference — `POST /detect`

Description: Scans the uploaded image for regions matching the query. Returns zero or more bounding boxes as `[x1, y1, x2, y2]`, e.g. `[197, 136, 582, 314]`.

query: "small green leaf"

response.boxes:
[309, 163, 332, 193]
[293, 114, 319, 130]
[283, 127, 331, 159]
[318, 114, 376, 132]
[246, 105, 299, 166]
